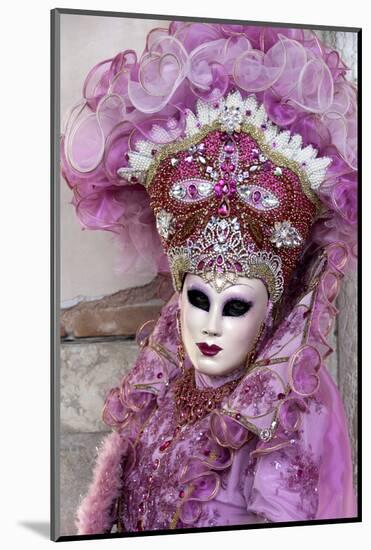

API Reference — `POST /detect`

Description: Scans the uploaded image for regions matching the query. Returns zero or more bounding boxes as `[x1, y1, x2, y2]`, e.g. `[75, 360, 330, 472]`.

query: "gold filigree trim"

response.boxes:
[247, 264, 281, 304]
[253, 356, 290, 367]
[169, 248, 283, 303]
[168, 249, 193, 292]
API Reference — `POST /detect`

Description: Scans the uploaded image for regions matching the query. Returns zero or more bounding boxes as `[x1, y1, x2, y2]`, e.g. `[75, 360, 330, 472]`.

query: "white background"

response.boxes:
[0, 0, 368, 548]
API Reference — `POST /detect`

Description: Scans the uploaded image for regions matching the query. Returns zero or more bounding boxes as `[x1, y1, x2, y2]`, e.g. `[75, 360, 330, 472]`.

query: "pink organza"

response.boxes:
[315, 366, 356, 518]
[61, 22, 357, 277]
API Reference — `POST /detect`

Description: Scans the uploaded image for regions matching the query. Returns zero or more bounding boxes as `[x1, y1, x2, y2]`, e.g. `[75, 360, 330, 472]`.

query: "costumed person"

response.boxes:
[61, 21, 358, 534]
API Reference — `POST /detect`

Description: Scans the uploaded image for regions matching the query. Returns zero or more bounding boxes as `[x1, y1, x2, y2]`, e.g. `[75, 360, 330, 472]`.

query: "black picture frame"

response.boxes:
[51, 8, 362, 542]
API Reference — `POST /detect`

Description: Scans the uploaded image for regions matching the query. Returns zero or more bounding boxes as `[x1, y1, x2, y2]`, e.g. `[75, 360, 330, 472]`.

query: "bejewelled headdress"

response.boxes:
[61, 23, 357, 306]
[116, 91, 331, 301]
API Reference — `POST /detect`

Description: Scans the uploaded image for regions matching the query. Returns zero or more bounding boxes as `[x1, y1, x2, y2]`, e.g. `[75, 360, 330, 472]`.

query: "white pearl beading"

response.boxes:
[117, 90, 332, 191]
[185, 91, 332, 191]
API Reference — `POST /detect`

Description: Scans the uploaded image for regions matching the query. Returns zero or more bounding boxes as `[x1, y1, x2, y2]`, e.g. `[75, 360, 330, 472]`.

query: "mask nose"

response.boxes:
[201, 327, 220, 337]
[201, 305, 222, 337]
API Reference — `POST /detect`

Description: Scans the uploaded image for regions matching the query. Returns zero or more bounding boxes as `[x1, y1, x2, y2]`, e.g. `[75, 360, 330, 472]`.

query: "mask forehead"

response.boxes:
[183, 272, 268, 300]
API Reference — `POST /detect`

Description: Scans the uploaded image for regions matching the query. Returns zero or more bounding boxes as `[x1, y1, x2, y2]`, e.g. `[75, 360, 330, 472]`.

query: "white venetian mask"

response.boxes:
[179, 272, 269, 377]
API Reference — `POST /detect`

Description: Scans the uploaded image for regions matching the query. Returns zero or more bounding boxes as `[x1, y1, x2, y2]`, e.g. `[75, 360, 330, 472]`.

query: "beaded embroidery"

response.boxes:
[117, 90, 331, 301]
[173, 367, 242, 426]
[168, 216, 284, 297]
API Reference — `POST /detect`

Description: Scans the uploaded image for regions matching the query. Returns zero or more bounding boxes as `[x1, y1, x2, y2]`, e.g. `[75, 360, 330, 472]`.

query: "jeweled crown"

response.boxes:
[117, 91, 332, 302]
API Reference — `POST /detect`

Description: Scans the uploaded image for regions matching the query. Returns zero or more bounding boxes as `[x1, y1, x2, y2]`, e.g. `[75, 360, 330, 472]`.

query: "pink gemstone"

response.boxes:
[188, 184, 198, 198]
[217, 255, 223, 265]
[222, 183, 229, 194]
[224, 142, 235, 154]
[221, 161, 229, 171]
[157, 372, 163, 379]
[228, 163, 235, 172]
[214, 183, 222, 198]
[253, 190, 261, 203]
[179, 490, 185, 498]
[218, 201, 229, 217]
[235, 413, 241, 420]
[159, 440, 172, 452]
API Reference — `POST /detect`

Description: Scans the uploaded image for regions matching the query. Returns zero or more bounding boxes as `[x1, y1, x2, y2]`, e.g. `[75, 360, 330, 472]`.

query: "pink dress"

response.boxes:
[75, 245, 357, 535]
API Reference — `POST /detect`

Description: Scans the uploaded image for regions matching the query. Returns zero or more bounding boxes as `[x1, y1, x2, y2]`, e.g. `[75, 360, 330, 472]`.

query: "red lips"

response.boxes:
[196, 342, 222, 356]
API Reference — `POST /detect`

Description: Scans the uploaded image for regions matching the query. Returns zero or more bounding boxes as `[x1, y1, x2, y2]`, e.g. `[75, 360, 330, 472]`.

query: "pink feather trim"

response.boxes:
[75, 431, 128, 535]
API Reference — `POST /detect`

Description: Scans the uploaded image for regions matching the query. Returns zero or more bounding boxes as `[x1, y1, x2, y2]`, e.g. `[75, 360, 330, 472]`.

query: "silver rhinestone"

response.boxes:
[198, 181, 213, 197]
[262, 194, 279, 207]
[170, 183, 186, 200]
[274, 167, 283, 176]
[238, 185, 251, 198]
[170, 157, 179, 168]
[260, 428, 272, 442]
